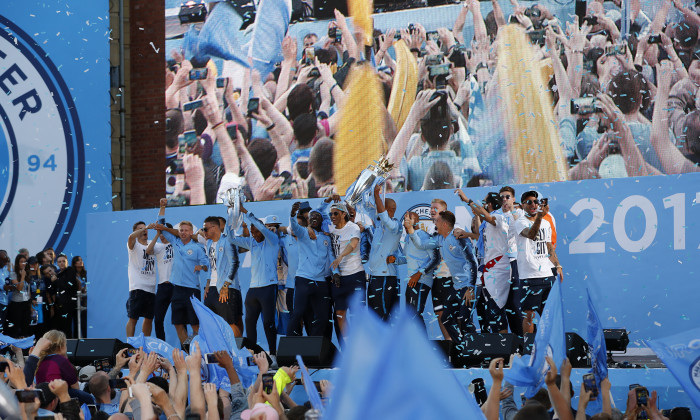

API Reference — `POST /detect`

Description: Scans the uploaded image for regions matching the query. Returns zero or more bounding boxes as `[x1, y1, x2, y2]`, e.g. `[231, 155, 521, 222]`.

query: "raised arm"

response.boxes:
[165, 60, 193, 109]
[386, 89, 439, 175]
[456, 189, 496, 225]
[241, 205, 280, 245]
[491, 0, 506, 27]
[544, 357, 574, 420]
[651, 61, 700, 173]
[128, 225, 149, 250]
[597, 94, 661, 177]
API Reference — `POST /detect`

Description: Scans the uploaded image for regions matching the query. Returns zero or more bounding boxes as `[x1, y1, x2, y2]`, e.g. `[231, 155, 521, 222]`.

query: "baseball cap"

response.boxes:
[27, 256, 38, 265]
[262, 215, 281, 225]
[330, 202, 348, 214]
[79, 365, 97, 382]
[240, 403, 279, 420]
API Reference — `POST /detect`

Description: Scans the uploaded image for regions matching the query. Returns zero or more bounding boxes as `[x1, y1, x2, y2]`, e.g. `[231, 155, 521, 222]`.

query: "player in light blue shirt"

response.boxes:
[395, 212, 440, 322]
[229, 204, 281, 355]
[406, 209, 478, 341]
[153, 221, 209, 345]
[286, 202, 334, 336]
[366, 185, 402, 321]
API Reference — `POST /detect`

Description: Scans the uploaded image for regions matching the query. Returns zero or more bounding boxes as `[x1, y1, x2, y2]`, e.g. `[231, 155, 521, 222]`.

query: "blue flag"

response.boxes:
[249, 0, 290, 78]
[190, 297, 258, 388]
[81, 403, 92, 420]
[586, 289, 608, 412]
[646, 327, 700, 409]
[127, 333, 181, 366]
[296, 355, 324, 414]
[183, 25, 211, 67]
[0, 333, 34, 350]
[197, 2, 249, 67]
[505, 279, 565, 397]
[325, 300, 485, 419]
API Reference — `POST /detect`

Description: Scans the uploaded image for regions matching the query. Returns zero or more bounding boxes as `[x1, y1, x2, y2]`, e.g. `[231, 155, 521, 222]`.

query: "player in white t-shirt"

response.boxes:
[513, 191, 563, 334]
[126, 221, 158, 337]
[458, 190, 510, 333]
[329, 202, 365, 335]
[497, 186, 526, 337]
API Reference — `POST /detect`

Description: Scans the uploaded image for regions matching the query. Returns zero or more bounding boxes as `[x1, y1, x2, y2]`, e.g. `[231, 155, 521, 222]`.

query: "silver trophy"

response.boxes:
[345, 155, 394, 207]
[219, 187, 245, 230]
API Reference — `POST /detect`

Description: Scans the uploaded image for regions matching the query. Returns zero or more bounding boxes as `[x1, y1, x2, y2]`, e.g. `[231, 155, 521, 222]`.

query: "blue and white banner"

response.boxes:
[647, 327, 700, 409]
[88, 172, 700, 349]
[127, 333, 181, 366]
[0, 334, 34, 350]
[0, 2, 110, 257]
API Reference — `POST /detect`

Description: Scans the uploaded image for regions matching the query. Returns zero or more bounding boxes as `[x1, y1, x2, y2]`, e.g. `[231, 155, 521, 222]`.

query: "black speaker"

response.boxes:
[453, 333, 522, 368]
[522, 332, 591, 368]
[72, 339, 128, 366]
[313, 0, 347, 21]
[276, 336, 337, 368]
[65, 339, 78, 361]
[603, 329, 629, 352]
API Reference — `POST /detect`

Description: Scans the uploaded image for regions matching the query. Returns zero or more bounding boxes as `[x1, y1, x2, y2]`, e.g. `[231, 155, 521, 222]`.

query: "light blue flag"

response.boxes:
[504, 279, 566, 397]
[296, 355, 324, 413]
[127, 333, 180, 366]
[325, 300, 485, 420]
[81, 403, 92, 420]
[183, 25, 210, 67]
[197, 2, 249, 67]
[646, 327, 700, 409]
[189, 334, 231, 392]
[586, 289, 608, 412]
[190, 297, 258, 388]
[0, 333, 34, 350]
[249, 0, 291, 78]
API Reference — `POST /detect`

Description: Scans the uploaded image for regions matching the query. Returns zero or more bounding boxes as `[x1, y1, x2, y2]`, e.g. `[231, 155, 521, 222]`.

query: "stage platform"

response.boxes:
[290, 366, 698, 417]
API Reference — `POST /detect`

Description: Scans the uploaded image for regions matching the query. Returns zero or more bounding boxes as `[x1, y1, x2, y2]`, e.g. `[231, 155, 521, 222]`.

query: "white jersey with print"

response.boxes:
[513, 217, 554, 279]
[482, 213, 511, 308]
[330, 222, 364, 276]
[208, 240, 218, 286]
[503, 208, 525, 260]
[128, 241, 157, 293]
[154, 242, 174, 285]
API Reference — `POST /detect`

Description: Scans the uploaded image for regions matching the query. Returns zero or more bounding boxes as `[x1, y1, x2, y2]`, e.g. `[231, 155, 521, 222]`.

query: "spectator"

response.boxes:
[35, 330, 79, 388]
[8, 254, 32, 337]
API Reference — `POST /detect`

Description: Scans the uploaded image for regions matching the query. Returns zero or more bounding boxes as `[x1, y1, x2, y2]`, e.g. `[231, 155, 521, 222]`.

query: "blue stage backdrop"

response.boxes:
[87, 173, 700, 348]
[0, 1, 111, 259]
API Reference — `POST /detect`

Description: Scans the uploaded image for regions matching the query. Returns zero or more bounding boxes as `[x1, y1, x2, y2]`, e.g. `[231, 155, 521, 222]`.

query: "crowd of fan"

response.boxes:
[0, 248, 87, 340]
[0, 329, 692, 420]
[165, 0, 700, 206]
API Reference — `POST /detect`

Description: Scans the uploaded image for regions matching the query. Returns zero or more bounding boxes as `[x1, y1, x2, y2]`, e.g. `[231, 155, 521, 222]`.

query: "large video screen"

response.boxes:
[163, 0, 697, 206]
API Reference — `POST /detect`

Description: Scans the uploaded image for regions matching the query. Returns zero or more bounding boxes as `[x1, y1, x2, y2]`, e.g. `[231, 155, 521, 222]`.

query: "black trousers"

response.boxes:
[244, 285, 278, 354]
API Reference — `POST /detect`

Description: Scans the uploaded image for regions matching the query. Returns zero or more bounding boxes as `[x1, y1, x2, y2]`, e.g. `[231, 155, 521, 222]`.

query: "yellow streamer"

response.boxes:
[334, 63, 384, 193]
[496, 25, 568, 183]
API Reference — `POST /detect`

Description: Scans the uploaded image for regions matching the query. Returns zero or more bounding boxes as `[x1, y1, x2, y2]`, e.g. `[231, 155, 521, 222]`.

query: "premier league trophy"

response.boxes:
[345, 155, 394, 207]
[219, 187, 245, 230]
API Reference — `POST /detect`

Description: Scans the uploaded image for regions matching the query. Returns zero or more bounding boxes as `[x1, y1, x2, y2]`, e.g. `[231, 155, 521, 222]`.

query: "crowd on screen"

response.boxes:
[165, 0, 700, 206]
[0, 248, 87, 340]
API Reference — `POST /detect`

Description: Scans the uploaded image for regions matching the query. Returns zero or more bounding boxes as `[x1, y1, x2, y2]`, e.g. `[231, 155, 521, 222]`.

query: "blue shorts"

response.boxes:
[126, 289, 155, 320]
[331, 271, 366, 311]
[521, 276, 555, 313]
[171, 285, 201, 325]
